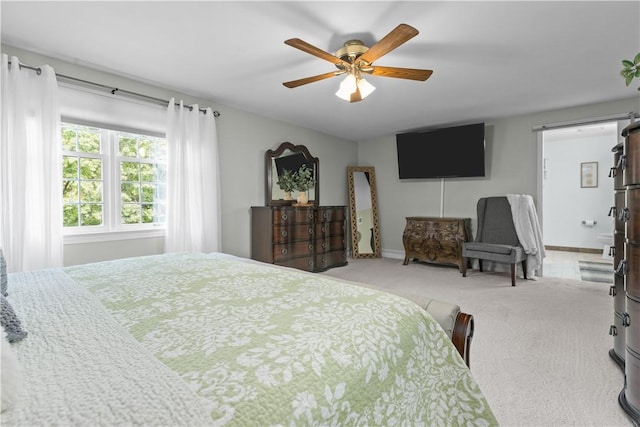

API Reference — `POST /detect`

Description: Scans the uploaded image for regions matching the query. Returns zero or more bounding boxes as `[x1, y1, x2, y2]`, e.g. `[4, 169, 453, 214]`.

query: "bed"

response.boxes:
[1, 252, 497, 426]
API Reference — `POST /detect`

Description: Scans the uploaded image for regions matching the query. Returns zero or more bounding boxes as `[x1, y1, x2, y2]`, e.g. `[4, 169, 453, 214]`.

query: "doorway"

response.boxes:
[540, 120, 626, 281]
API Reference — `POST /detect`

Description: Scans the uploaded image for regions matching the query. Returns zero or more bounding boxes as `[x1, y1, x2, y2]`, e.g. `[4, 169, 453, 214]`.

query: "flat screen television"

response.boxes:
[396, 122, 485, 179]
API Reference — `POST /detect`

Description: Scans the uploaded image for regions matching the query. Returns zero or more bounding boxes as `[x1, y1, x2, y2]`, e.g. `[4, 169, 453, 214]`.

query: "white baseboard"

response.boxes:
[381, 249, 404, 260]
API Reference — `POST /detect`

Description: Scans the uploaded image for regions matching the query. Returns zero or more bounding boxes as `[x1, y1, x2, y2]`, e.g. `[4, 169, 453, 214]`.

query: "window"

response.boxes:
[61, 122, 166, 235]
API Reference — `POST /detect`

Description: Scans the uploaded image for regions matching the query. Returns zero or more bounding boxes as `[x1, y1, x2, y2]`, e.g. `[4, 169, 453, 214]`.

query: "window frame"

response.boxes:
[61, 121, 167, 242]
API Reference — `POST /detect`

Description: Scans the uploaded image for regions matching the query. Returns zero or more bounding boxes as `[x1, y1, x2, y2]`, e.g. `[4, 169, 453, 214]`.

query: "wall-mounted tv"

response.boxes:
[396, 122, 485, 179]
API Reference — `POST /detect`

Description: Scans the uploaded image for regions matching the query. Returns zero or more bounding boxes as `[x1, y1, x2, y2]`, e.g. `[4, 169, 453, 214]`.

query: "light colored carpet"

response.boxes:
[321, 257, 631, 427]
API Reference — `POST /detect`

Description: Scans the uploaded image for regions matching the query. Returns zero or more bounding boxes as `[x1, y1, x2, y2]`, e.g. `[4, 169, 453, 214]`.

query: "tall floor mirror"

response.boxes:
[347, 166, 381, 258]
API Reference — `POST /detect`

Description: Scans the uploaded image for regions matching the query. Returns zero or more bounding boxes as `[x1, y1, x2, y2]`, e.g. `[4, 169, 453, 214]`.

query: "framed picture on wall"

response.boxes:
[580, 162, 598, 188]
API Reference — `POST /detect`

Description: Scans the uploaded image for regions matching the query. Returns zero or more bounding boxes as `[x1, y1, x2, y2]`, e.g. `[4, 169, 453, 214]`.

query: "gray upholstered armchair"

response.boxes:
[462, 196, 527, 286]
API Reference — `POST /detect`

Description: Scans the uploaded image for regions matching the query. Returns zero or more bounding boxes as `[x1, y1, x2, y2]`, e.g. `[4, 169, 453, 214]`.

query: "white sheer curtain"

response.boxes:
[0, 54, 62, 272]
[165, 98, 221, 253]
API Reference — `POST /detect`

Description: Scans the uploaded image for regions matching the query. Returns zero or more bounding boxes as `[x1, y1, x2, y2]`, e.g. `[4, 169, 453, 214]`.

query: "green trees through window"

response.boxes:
[61, 123, 166, 231]
[118, 134, 167, 225]
[62, 125, 103, 227]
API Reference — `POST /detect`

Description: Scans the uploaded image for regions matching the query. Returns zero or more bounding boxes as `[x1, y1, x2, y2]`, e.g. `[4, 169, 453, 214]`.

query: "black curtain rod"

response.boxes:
[7, 59, 220, 117]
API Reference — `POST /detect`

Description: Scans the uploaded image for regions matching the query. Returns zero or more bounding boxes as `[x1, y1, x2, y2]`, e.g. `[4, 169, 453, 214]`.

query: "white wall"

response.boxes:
[542, 131, 616, 249]
[357, 97, 639, 257]
[4, 45, 638, 264]
[2, 45, 358, 265]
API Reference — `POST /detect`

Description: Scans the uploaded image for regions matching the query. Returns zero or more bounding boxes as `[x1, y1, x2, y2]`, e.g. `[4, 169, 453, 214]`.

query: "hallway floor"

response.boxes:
[543, 249, 613, 281]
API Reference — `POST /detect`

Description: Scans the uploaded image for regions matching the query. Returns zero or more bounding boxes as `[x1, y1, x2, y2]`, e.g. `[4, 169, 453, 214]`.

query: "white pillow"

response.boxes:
[1, 334, 23, 412]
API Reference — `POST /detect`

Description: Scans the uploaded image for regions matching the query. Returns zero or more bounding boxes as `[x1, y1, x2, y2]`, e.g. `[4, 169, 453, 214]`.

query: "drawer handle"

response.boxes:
[308, 213, 314, 220]
[609, 285, 616, 297]
[622, 313, 631, 327]
[308, 244, 313, 251]
[618, 207, 630, 222]
[324, 212, 329, 219]
[609, 246, 616, 257]
[281, 214, 288, 221]
[308, 260, 313, 266]
[321, 226, 326, 233]
[615, 260, 627, 275]
[609, 166, 617, 178]
[322, 242, 326, 249]
[608, 206, 616, 217]
[309, 228, 313, 235]
[281, 248, 288, 255]
[281, 230, 288, 237]
[609, 325, 618, 336]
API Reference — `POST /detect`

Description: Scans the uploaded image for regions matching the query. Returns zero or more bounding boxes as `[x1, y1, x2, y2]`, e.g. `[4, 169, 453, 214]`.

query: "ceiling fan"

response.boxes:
[283, 23, 433, 103]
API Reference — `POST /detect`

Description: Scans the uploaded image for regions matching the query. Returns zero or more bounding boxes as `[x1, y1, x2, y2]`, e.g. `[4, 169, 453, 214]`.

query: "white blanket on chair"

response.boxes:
[507, 194, 545, 278]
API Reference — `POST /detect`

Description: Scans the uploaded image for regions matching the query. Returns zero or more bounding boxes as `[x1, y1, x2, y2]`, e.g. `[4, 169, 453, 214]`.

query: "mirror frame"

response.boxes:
[347, 166, 381, 258]
[266, 142, 319, 206]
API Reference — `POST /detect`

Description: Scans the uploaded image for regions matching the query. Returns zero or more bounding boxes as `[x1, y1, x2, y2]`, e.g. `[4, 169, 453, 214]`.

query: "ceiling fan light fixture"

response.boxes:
[357, 78, 376, 98]
[335, 74, 376, 102]
[335, 74, 357, 101]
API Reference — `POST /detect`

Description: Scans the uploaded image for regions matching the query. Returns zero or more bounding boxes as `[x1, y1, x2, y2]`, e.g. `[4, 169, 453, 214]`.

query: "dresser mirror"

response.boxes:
[266, 142, 319, 206]
[347, 166, 381, 258]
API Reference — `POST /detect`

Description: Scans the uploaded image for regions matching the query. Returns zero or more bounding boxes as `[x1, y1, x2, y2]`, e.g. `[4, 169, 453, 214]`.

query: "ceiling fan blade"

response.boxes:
[358, 24, 419, 65]
[285, 38, 345, 65]
[283, 71, 340, 88]
[370, 66, 433, 81]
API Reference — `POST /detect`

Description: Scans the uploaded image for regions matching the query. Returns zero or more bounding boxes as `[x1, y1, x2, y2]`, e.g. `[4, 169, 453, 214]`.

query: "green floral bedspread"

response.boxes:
[65, 252, 497, 426]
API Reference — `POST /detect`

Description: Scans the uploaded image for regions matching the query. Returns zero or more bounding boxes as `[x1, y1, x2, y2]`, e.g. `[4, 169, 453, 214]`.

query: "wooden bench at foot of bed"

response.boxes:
[452, 311, 474, 367]
[354, 284, 474, 368]
[418, 296, 473, 368]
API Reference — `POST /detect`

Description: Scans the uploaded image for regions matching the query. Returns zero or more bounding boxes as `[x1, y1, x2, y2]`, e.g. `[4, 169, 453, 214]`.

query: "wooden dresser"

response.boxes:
[610, 121, 640, 424]
[251, 206, 348, 272]
[402, 217, 472, 272]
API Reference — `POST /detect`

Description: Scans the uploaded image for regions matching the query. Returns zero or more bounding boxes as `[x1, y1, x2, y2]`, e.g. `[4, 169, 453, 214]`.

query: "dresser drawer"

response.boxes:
[316, 207, 345, 223]
[626, 242, 640, 298]
[613, 273, 626, 314]
[612, 310, 627, 362]
[277, 256, 314, 272]
[627, 187, 640, 243]
[405, 218, 465, 241]
[614, 231, 625, 274]
[315, 221, 344, 238]
[315, 250, 347, 271]
[624, 126, 640, 186]
[406, 217, 462, 233]
[273, 241, 314, 262]
[615, 190, 626, 233]
[627, 296, 640, 355]
[613, 145, 625, 191]
[315, 235, 345, 253]
[272, 208, 314, 225]
[272, 224, 314, 244]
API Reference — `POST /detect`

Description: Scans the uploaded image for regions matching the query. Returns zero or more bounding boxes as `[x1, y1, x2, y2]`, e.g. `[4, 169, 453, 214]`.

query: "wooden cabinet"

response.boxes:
[251, 206, 347, 272]
[610, 142, 627, 368]
[402, 217, 471, 272]
[610, 121, 640, 424]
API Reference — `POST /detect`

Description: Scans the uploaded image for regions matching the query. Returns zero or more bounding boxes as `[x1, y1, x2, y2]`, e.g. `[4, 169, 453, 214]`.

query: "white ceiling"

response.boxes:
[1, 1, 639, 142]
